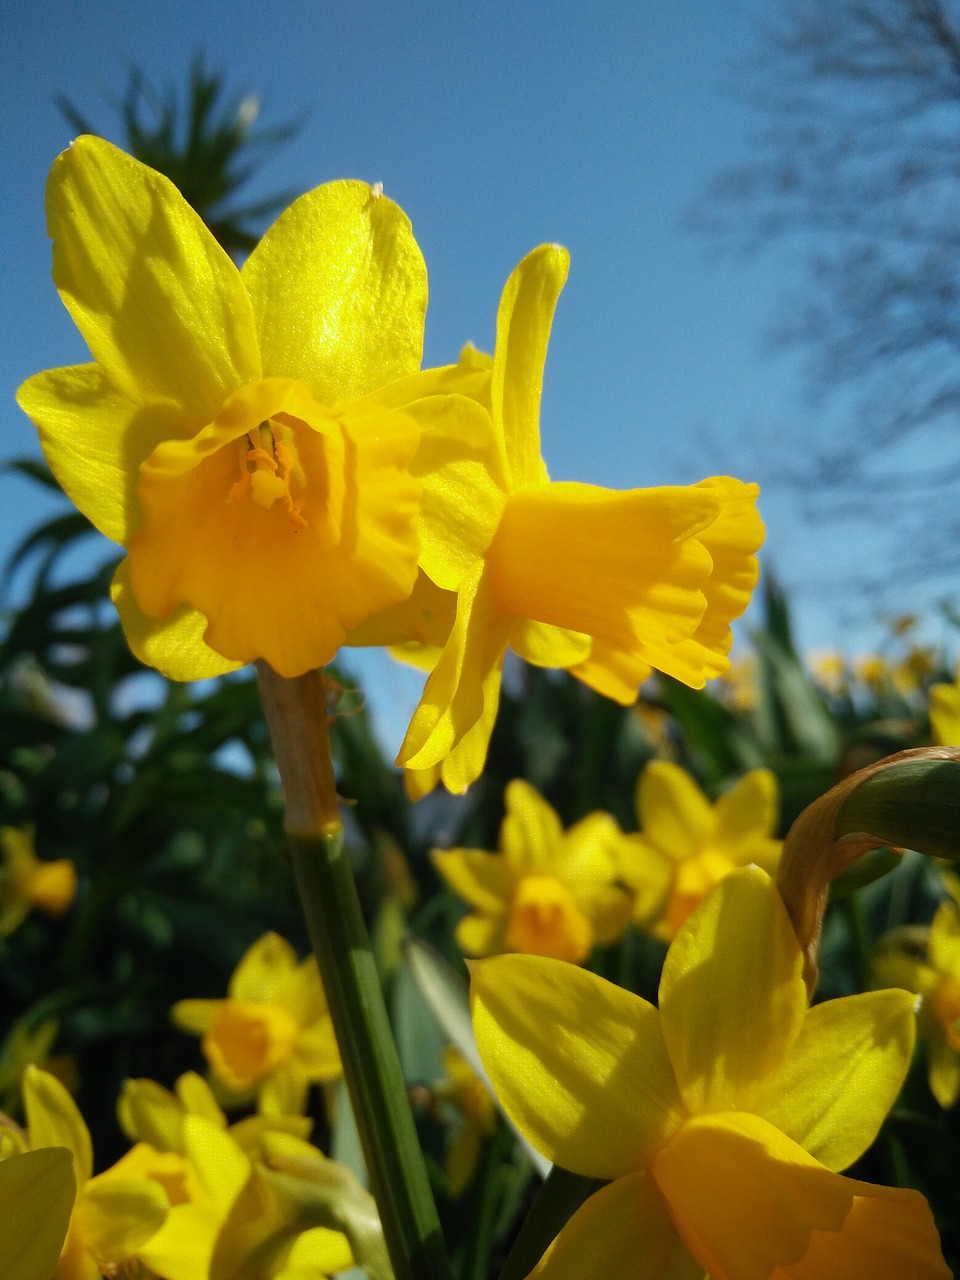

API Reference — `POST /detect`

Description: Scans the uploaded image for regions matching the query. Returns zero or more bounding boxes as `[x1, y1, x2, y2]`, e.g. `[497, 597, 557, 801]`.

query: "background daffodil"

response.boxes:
[433, 778, 632, 963]
[471, 867, 949, 1279]
[929, 664, 960, 745]
[11, 1066, 169, 1280]
[874, 877, 960, 1108]
[17, 136, 432, 680]
[0, 826, 77, 938]
[618, 762, 782, 939]
[171, 931, 341, 1115]
[397, 244, 765, 796]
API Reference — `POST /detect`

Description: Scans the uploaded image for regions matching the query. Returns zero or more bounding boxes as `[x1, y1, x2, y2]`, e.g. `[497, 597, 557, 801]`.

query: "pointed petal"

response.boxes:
[117, 1078, 186, 1152]
[714, 769, 778, 846]
[229, 933, 299, 1003]
[77, 1175, 168, 1262]
[471, 954, 684, 1178]
[550, 812, 623, 888]
[47, 136, 259, 424]
[432, 848, 513, 914]
[492, 245, 568, 488]
[927, 1028, 960, 1108]
[569, 639, 651, 705]
[0, 1149, 75, 1280]
[181, 1116, 249, 1212]
[658, 868, 807, 1115]
[17, 365, 167, 546]
[652, 1111, 949, 1280]
[397, 566, 510, 779]
[243, 180, 426, 401]
[486, 482, 719, 669]
[111, 561, 242, 682]
[137, 1202, 219, 1280]
[636, 762, 713, 861]
[511, 619, 592, 669]
[170, 1000, 221, 1036]
[752, 989, 916, 1170]
[527, 1171, 697, 1280]
[500, 780, 564, 874]
[23, 1066, 92, 1184]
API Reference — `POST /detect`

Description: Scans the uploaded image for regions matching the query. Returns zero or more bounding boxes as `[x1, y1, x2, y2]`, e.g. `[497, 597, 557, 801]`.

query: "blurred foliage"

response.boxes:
[56, 53, 303, 256]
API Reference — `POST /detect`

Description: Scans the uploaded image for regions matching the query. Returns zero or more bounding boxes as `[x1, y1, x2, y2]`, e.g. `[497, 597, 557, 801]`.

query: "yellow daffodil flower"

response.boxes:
[9, 1066, 169, 1279]
[17, 136, 438, 680]
[472, 867, 950, 1279]
[618, 762, 782, 939]
[807, 649, 847, 696]
[929, 664, 960, 746]
[107, 1104, 353, 1280]
[874, 879, 960, 1108]
[0, 826, 77, 937]
[0, 1147, 75, 1280]
[433, 779, 633, 963]
[397, 245, 764, 795]
[171, 932, 341, 1114]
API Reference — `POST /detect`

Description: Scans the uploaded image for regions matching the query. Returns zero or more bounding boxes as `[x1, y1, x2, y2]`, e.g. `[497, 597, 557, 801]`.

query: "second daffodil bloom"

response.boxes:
[397, 245, 764, 795]
[0, 826, 77, 938]
[17, 136, 434, 680]
[433, 779, 633, 963]
[619, 761, 782, 940]
[471, 867, 950, 1279]
[171, 932, 341, 1115]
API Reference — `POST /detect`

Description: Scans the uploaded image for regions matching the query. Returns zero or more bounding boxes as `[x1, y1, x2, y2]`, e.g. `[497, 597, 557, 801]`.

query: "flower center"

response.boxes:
[505, 874, 594, 963]
[226, 419, 308, 529]
[663, 849, 736, 939]
[203, 999, 301, 1091]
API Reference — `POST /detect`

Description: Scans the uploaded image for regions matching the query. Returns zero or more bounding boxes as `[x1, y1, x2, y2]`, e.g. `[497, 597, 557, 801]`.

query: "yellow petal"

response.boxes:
[616, 837, 675, 928]
[175, 1072, 226, 1127]
[397, 565, 510, 780]
[47, 136, 259, 425]
[229, 933, 299, 1004]
[504, 875, 595, 962]
[23, 1066, 92, 1184]
[751, 989, 916, 1171]
[258, 1062, 309, 1118]
[25, 859, 77, 915]
[930, 669, 960, 746]
[471, 954, 684, 1178]
[128, 379, 421, 676]
[526, 1170, 697, 1280]
[652, 1111, 949, 1280]
[500, 779, 564, 874]
[137, 1202, 219, 1280]
[568, 639, 652, 705]
[486, 482, 718, 666]
[17, 365, 169, 546]
[181, 1116, 249, 1212]
[0, 1148, 75, 1280]
[77, 1174, 168, 1263]
[344, 570, 455, 651]
[432, 848, 513, 915]
[636, 762, 713, 861]
[491, 245, 568, 488]
[170, 1000, 221, 1035]
[295, 1019, 342, 1085]
[510, 618, 592, 670]
[111, 561, 241, 682]
[713, 768, 778, 847]
[242, 180, 426, 402]
[203, 1000, 300, 1091]
[658, 868, 807, 1115]
[410, 393, 507, 589]
[927, 1028, 960, 1108]
[117, 1079, 186, 1152]
[455, 914, 509, 957]
[283, 1225, 354, 1278]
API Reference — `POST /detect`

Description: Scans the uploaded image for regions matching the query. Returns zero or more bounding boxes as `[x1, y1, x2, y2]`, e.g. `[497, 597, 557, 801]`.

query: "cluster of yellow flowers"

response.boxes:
[17, 135, 764, 798]
[433, 764, 782, 961]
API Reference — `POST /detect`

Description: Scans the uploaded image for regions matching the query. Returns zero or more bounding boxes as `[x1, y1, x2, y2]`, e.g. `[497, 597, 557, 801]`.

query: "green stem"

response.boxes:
[256, 663, 452, 1280]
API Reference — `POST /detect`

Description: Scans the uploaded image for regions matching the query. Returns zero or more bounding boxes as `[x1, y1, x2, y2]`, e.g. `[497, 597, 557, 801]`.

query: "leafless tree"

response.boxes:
[693, 0, 960, 581]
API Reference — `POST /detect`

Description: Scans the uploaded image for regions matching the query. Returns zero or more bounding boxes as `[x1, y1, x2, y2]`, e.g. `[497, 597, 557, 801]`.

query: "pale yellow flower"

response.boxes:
[0, 827, 77, 938]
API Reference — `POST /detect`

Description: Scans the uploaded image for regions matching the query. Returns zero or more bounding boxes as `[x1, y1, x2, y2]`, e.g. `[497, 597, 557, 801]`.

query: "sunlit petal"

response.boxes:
[472, 955, 684, 1178]
[500, 779, 565, 874]
[23, 1066, 92, 1184]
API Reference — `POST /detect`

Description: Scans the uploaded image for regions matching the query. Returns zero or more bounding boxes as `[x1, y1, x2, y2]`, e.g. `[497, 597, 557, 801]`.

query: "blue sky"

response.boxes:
[1, 0, 953, 721]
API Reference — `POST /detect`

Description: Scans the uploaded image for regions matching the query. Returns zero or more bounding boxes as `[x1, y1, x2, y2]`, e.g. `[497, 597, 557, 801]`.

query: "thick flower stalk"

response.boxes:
[17, 136, 436, 680]
[618, 762, 782, 939]
[171, 931, 341, 1115]
[471, 867, 950, 1279]
[433, 778, 632, 962]
[396, 245, 764, 795]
